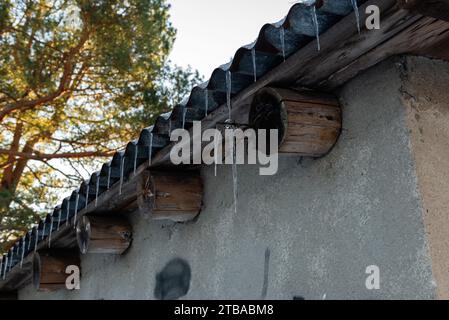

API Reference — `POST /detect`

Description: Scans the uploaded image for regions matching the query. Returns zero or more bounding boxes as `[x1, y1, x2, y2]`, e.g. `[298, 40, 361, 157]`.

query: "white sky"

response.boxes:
[167, 0, 295, 78]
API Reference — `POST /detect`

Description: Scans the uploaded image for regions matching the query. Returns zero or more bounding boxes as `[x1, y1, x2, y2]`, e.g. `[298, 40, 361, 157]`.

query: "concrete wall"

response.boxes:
[19, 56, 449, 300]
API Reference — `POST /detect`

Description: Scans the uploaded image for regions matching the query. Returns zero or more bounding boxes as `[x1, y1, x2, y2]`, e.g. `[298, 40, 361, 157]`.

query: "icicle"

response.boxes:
[280, 27, 286, 61]
[351, 0, 361, 34]
[48, 217, 53, 248]
[8, 249, 13, 272]
[0, 259, 3, 279]
[226, 70, 232, 121]
[232, 134, 238, 215]
[148, 133, 153, 166]
[214, 128, 220, 177]
[251, 47, 257, 82]
[133, 144, 138, 175]
[34, 228, 38, 252]
[182, 107, 187, 129]
[107, 166, 111, 190]
[168, 119, 172, 136]
[119, 156, 125, 195]
[2, 256, 7, 279]
[73, 193, 79, 230]
[204, 90, 209, 117]
[85, 185, 90, 209]
[95, 177, 100, 207]
[27, 233, 32, 251]
[66, 202, 70, 226]
[311, 5, 321, 51]
[57, 209, 62, 230]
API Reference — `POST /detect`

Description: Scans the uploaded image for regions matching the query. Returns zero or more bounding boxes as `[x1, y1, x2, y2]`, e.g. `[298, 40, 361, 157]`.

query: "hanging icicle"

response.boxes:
[2, 256, 8, 280]
[95, 177, 100, 207]
[226, 70, 232, 121]
[311, 5, 321, 51]
[204, 90, 209, 117]
[34, 228, 38, 252]
[73, 193, 79, 230]
[119, 156, 126, 195]
[66, 202, 70, 226]
[107, 166, 111, 190]
[351, 0, 361, 34]
[251, 47, 257, 82]
[48, 217, 53, 248]
[20, 240, 25, 268]
[280, 27, 286, 61]
[133, 144, 138, 175]
[85, 185, 90, 209]
[182, 107, 187, 129]
[57, 209, 62, 230]
[148, 133, 153, 166]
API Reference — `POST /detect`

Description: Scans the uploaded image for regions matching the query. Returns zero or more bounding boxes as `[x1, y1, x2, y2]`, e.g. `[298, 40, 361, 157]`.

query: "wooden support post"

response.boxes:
[76, 216, 132, 255]
[138, 171, 203, 222]
[397, 0, 449, 22]
[33, 250, 80, 292]
[250, 87, 341, 157]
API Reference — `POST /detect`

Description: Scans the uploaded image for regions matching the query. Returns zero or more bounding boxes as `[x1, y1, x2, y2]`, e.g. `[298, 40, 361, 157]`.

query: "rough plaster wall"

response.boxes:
[19, 58, 435, 300]
[402, 56, 449, 299]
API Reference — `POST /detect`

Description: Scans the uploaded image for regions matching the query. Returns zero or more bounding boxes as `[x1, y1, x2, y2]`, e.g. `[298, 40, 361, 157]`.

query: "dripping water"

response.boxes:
[119, 156, 126, 195]
[148, 133, 153, 166]
[251, 47, 257, 82]
[311, 5, 321, 51]
[351, 0, 361, 34]
[280, 27, 286, 61]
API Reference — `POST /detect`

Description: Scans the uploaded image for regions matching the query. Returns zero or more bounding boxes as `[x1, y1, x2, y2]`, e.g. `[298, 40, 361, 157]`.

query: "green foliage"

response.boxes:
[0, 0, 202, 253]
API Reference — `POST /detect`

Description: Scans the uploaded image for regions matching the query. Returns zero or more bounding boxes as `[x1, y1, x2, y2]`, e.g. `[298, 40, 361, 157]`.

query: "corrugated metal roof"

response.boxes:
[0, 0, 366, 280]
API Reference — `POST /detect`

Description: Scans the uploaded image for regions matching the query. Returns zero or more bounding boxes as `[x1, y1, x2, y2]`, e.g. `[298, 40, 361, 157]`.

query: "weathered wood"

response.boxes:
[398, 0, 449, 22]
[76, 215, 132, 254]
[250, 88, 341, 157]
[138, 171, 203, 222]
[33, 250, 80, 292]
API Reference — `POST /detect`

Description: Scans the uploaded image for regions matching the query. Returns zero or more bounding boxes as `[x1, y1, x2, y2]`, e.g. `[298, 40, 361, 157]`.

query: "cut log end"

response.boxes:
[250, 87, 342, 157]
[138, 171, 203, 222]
[32, 250, 80, 292]
[76, 215, 132, 255]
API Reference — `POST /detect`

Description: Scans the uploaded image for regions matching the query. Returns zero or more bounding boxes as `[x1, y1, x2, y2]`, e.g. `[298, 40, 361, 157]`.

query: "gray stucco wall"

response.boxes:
[19, 57, 438, 300]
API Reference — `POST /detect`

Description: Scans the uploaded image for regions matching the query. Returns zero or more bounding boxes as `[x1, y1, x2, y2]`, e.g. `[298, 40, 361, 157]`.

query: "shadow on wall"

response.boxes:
[154, 258, 191, 300]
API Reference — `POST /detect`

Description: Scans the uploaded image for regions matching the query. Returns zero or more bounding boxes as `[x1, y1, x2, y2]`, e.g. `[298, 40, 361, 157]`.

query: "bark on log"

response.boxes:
[32, 250, 80, 292]
[249, 87, 341, 157]
[138, 171, 203, 222]
[76, 215, 132, 255]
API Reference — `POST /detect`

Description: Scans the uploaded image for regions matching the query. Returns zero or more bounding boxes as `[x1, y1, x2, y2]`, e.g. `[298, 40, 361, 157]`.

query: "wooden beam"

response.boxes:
[398, 0, 449, 22]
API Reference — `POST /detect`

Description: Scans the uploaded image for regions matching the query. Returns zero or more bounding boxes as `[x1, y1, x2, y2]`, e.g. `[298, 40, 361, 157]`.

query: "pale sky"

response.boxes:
[167, 0, 295, 78]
